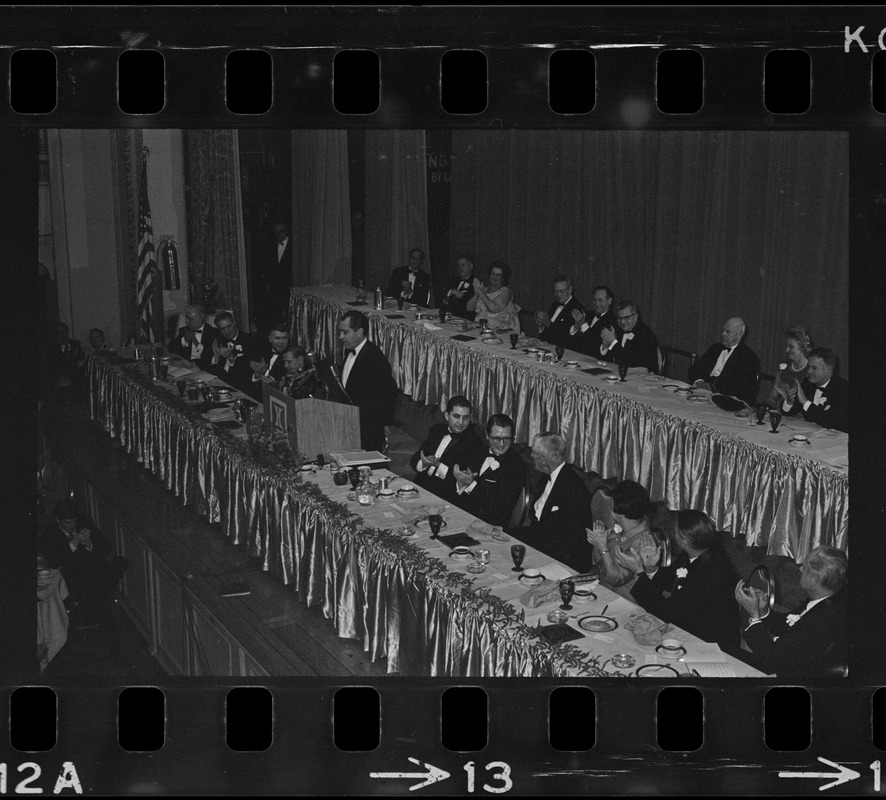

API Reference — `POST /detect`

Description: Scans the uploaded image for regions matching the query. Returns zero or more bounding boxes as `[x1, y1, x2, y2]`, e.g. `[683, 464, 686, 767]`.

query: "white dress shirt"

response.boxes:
[710, 345, 735, 378]
[417, 430, 459, 479]
[341, 337, 367, 388]
[277, 237, 289, 263]
[533, 461, 564, 519]
[182, 326, 206, 361]
[457, 454, 500, 495]
[252, 351, 282, 383]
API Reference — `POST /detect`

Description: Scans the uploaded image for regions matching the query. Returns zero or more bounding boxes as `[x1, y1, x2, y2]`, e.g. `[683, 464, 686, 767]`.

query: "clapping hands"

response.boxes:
[452, 464, 475, 487]
[734, 581, 770, 618]
[600, 325, 616, 346]
[586, 520, 609, 552]
[571, 308, 586, 328]
[615, 542, 661, 575]
[419, 451, 440, 468]
[250, 358, 269, 376]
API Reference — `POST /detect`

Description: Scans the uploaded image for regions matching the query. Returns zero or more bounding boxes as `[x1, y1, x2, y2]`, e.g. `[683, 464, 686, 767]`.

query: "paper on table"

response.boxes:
[190, 370, 217, 382]
[682, 642, 727, 662]
[686, 661, 738, 678]
[538, 562, 574, 582]
[167, 365, 192, 378]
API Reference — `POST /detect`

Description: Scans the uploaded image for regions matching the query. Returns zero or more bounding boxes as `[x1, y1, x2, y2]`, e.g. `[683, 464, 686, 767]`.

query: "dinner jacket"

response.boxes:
[538, 296, 585, 349]
[456, 446, 527, 528]
[444, 275, 476, 320]
[168, 324, 219, 371]
[515, 464, 593, 573]
[409, 423, 487, 503]
[209, 331, 256, 394]
[40, 518, 116, 603]
[688, 341, 760, 405]
[743, 591, 848, 677]
[568, 309, 616, 357]
[630, 547, 741, 655]
[245, 340, 289, 399]
[603, 320, 660, 373]
[263, 238, 293, 323]
[386, 266, 432, 307]
[341, 339, 398, 452]
[787, 375, 849, 434]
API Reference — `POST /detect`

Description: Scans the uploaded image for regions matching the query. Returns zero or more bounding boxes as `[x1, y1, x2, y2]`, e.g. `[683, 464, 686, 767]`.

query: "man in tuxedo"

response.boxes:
[442, 253, 476, 319]
[735, 546, 848, 677]
[386, 247, 432, 307]
[260, 220, 292, 328]
[247, 322, 290, 399]
[513, 432, 593, 573]
[338, 310, 398, 452]
[624, 509, 740, 655]
[167, 305, 219, 371]
[688, 316, 760, 404]
[535, 275, 585, 349]
[410, 395, 487, 503]
[209, 311, 255, 394]
[599, 300, 660, 373]
[780, 347, 848, 433]
[452, 413, 526, 526]
[568, 285, 616, 356]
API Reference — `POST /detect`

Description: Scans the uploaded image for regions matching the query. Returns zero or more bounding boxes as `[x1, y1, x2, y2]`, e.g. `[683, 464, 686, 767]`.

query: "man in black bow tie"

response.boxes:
[688, 316, 760, 404]
[780, 347, 848, 433]
[247, 321, 290, 399]
[735, 545, 848, 677]
[168, 305, 219, 371]
[514, 432, 592, 572]
[387, 247, 432, 307]
[452, 413, 527, 526]
[410, 395, 487, 502]
[535, 275, 585, 349]
[599, 300, 660, 373]
[209, 311, 255, 394]
[568, 285, 616, 356]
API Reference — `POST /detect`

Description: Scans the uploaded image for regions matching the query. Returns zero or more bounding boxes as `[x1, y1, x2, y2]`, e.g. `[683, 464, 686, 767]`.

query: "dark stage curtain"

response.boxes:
[449, 130, 849, 380]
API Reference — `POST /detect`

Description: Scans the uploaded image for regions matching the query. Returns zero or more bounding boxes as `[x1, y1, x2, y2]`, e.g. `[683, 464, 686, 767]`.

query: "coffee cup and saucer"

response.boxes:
[655, 638, 686, 659]
[789, 435, 810, 447]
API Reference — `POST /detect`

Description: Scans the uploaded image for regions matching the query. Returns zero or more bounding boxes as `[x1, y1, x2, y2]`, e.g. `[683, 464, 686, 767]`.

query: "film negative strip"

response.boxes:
[6, 5, 885, 795]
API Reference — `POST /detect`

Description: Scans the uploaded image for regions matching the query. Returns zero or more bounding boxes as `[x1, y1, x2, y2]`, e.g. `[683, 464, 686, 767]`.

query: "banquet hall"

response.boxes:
[36, 127, 849, 679]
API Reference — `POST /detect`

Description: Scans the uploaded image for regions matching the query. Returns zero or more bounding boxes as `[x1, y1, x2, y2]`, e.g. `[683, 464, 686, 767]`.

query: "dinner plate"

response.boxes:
[789, 439, 811, 447]
[483, 338, 503, 345]
[602, 375, 619, 382]
[518, 572, 546, 583]
[564, 364, 580, 370]
[674, 388, 692, 395]
[661, 384, 682, 391]
[577, 615, 618, 632]
[449, 550, 473, 561]
[687, 395, 710, 403]
[635, 664, 682, 678]
[416, 519, 448, 531]
[655, 644, 687, 660]
[397, 488, 419, 497]
[377, 494, 397, 502]
[643, 374, 665, 382]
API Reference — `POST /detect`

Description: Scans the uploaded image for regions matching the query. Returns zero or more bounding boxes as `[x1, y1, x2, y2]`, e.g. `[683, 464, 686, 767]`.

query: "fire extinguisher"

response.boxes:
[159, 238, 181, 291]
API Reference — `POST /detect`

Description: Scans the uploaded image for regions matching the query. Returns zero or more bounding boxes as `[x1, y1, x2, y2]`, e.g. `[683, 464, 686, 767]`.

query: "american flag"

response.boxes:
[136, 146, 156, 342]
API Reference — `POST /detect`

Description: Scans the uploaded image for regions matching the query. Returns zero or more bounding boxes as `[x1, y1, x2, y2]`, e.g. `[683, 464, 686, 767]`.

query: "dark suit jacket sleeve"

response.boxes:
[466, 449, 527, 527]
[689, 344, 759, 404]
[386, 267, 405, 299]
[410, 425, 444, 472]
[610, 324, 659, 372]
[688, 344, 720, 384]
[797, 377, 849, 433]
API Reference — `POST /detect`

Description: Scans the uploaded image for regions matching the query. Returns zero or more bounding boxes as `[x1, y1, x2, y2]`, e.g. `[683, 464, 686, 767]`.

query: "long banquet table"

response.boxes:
[88, 354, 763, 677]
[291, 286, 848, 562]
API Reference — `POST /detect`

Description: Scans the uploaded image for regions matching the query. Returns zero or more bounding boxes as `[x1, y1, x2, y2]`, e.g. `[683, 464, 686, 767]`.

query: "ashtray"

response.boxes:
[466, 562, 486, 574]
[546, 610, 569, 624]
[610, 653, 636, 669]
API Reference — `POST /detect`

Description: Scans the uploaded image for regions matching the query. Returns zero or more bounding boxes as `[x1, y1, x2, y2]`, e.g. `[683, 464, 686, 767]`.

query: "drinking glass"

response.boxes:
[186, 384, 200, 402]
[348, 467, 362, 491]
[333, 470, 349, 486]
[754, 404, 768, 425]
[555, 345, 565, 362]
[768, 410, 782, 433]
[559, 579, 575, 610]
[200, 384, 212, 402]
[176, 379, 187, 397]
[509, 333, 519, 349]
[510, 544, 526, 572]
[159, 364, 169, 381]
[428, 514, 443, 539]
[479, 318, 488, 330]
[232, 400, 244, 423]
[396, 296, 404, 310]
[618, 362, 629, 381]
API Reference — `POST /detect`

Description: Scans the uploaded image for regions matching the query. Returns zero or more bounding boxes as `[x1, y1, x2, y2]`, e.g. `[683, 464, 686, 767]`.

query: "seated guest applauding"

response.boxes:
[516, 432, 592, 573]
[410, 395, 486, 503]
[442, 253, 477, 320]
[587, 480, 656, 591]
[467, 261, 521, 332]
[210, 312, 255, 394]
[766, 326, 813, 407]
[780, 347, 848, 433]
[535, 275, 584, 349]
[599, 300, 660, 373]
[688, 316, 760, 405]
[568, 285, 616, 356]
[625, 510, 740, 655]
[387, 247, 432, 307]
[452, 413, 527, 527]
[247, 322, 290, 399]
[735, 546, 848, 677]
[168, 305, 219, 371]
[87, 328, 110, 356]
[279, 346, 327, 399]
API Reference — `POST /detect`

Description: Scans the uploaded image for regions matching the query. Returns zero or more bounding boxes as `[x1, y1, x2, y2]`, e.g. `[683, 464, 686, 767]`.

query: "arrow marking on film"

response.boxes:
[778, 757, 861, 791]
[370, 757, 450, 791]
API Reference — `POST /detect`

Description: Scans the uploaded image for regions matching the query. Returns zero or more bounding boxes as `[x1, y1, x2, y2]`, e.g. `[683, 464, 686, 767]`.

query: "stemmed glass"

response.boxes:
[754, 404, 768, 425]
[428, 514, 443, 539]
[509, 333, 519, 349]
[510, 544, 526, 572]
[618, 362, 629, 381]
[348, 467, 362, 492]
[555, 344, 565, 362]
[768, 410, 782, 433]
[176, 379, 187, 397]
[559, 579, 575, 610]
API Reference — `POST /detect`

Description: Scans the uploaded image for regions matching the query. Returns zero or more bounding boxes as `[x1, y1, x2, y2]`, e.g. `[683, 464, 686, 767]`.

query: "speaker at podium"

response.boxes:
[262, 384, 361, 459]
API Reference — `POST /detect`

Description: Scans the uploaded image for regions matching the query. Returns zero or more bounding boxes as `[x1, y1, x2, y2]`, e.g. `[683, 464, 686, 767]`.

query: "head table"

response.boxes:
[88, 354, 763, 678]
[290, 285, 847, 563]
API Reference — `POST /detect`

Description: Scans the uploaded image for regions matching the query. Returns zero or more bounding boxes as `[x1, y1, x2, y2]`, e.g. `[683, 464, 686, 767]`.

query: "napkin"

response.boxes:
[204, 407, 236, 422]
[534, 624, 584, 645]
[422, 322, 442, 331]
[167, 365, 193, 378]
[190, 370, 217, 383]
[520, 579, 560, 608]
[625, 612, 670, 646]
[437, 532, 481, 549]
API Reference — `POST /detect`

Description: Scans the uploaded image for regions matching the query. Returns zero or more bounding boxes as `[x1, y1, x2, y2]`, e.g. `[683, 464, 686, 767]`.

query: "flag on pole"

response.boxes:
[136, 146, 156, 342]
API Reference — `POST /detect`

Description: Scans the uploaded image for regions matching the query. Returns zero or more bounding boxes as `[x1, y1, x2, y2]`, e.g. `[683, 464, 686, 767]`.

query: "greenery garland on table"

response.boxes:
[105, 360, 614, 677]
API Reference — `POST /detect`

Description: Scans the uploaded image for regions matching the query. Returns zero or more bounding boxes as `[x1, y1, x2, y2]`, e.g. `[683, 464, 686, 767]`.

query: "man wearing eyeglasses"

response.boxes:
[535, 275, 585, 349]
[452, 414, 527, 526]
[599, 299, 660, 373]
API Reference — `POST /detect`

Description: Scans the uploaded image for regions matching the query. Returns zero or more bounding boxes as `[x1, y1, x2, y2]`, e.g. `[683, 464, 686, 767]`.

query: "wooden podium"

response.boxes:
[262, 385, 361, 458]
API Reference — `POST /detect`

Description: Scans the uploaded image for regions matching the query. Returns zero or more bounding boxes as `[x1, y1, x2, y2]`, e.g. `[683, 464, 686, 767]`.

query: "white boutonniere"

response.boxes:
[785, 613, 802, 627]
[551, 506, 559, 512]
[778, 363, 788, 372]
[487, 459, 500, 471]
[676, 567, 688, 579]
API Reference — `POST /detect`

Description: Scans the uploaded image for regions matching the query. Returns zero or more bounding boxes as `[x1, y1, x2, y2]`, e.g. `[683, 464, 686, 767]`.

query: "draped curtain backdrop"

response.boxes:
[183, 130, 245, 322]
[291, 130, 352, 287]
[364, 130, 431, 296]
[449, 131, 849, 381]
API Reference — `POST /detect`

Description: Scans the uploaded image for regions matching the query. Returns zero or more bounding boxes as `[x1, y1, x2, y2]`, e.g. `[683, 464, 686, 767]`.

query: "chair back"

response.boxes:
[590, 485, 615, 528]
[656, 345, 667, 376]
[650, 527, 672, 568]
[508, 485, 533, 529]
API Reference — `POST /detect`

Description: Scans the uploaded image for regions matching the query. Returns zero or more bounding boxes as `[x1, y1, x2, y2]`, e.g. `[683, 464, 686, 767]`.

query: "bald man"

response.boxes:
[168, 305, 219, 371]
[688, 316, 760, 405]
